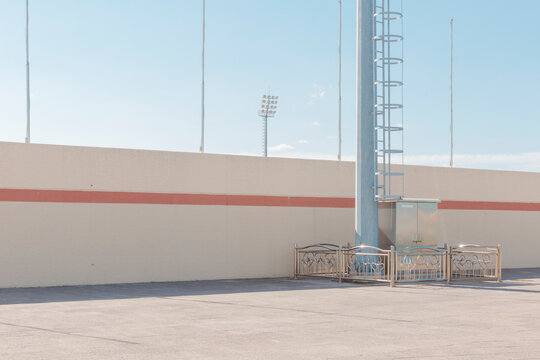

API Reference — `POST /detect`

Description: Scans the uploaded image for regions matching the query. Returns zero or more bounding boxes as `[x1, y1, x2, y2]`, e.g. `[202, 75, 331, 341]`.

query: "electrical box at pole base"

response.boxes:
[378, 199, 440, 250]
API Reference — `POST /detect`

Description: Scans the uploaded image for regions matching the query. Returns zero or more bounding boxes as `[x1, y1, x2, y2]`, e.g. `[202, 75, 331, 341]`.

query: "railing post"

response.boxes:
[390, 245, 395, 287]
[443, 243, 448, 282]
[447, 245, 452, 285]
[497, 244, 502, 282]
[337, 245, 342, 283]
[293, 244, 298, 279]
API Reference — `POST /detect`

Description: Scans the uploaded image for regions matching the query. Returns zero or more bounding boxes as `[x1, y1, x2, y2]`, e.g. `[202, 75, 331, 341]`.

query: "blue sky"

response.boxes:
[0, 0, 539, 171]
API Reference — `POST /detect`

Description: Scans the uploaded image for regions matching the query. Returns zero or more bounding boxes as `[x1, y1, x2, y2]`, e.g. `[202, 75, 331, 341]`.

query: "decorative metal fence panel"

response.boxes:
[394, 246, 447, 282]
[294, 243, 501, 287]
[449, 244, 501, 282]
[294, 244, 341, 279]
[342, 246, 391, 283]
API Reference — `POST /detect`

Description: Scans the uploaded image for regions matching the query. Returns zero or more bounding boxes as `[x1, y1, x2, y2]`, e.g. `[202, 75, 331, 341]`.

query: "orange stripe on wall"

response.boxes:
[439, 200, 540, 211]
[0, 189, 538, 211]
[0, 189, 354, 208]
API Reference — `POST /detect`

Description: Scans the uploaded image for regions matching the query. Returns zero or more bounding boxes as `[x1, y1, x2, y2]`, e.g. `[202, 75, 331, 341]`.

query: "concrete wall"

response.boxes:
[402, 165, 540, 270]
[0, 142, 538, 287]
[0, 142, 354, 288]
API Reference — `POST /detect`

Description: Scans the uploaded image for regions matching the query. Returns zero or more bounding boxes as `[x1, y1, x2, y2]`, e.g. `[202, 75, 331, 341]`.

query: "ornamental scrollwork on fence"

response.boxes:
[299, 251, 337, 275]
[451, 253, 494, 278]
[294, 243, 501, 285]
[397, 254, 441, 269]
[395, 250, 445, 281]
[341, 251, 389, 281]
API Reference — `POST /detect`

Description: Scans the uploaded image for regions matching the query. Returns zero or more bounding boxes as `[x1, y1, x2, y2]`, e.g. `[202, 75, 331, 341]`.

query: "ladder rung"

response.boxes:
[375, 149, 404, 154]
[375, 126, 404, 131]
[375, 172, 404, 176]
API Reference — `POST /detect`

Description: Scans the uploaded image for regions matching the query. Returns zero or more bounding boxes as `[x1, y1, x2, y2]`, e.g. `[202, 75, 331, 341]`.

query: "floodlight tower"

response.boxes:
[259, 95, 278, 157]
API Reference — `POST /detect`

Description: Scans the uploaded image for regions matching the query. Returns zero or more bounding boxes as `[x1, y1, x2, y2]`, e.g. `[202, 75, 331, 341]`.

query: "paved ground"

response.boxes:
[1, 269, 540, 359]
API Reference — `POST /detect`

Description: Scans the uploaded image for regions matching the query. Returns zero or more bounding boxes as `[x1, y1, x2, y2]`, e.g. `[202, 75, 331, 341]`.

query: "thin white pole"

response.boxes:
[264, 113, 268, 157]
[450, 18, 454, 167]
[338, 0, 342, 161]
[25, 0, 30, 143]
[200, 0, 205, 153]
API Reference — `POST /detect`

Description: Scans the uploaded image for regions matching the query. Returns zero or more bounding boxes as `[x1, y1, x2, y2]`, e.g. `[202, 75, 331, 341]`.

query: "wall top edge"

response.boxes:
[1, 141, 539, 176]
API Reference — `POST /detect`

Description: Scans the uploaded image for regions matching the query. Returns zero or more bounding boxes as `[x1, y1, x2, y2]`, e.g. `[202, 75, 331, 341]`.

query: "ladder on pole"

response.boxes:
[373, 0, 404, 202]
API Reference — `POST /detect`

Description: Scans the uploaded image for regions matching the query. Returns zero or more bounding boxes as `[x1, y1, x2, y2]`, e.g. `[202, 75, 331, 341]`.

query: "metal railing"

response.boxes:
[448, 244, 502, 283]
[342, 245, 392, 284]
[294, 244, 342, 279]
[394, 246, 448, 283]
[294, 243, 502, 287]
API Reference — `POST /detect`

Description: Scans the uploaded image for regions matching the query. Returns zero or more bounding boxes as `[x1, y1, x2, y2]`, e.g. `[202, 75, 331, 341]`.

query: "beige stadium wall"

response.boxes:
[0, 141, 539, 288]
[0, 142, 354, 288]
[397, 165, 540, 268]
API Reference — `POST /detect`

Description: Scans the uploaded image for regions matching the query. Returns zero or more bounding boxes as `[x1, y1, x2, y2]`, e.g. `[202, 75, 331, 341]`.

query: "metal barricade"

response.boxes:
[394, 246, 447, 283]
[294, 244, 341, 280]
[294, 243, 502, 286]
[341, 245, 392, 285]
[448, 244, 501, 283]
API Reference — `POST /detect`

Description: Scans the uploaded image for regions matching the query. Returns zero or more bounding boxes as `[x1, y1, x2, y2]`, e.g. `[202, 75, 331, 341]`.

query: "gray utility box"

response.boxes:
[378, 199, 440, 250]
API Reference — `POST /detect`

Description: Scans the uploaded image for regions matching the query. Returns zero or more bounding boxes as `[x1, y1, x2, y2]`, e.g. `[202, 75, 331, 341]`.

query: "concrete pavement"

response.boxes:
[1, 269, 540, 359]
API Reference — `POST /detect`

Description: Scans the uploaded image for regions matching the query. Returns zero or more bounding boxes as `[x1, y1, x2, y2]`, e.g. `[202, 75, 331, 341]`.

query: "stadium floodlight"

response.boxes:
[258, 95, 279, 157]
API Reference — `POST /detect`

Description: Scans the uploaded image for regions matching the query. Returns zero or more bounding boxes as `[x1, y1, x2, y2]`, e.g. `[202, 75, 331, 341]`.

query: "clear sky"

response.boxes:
[0, 0, 539, 171]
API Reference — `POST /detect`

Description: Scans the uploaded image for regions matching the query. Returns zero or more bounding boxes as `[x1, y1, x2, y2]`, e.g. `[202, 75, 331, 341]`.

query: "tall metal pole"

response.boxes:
[450, 18, 454, 167]
[356, 0, 378, 247]
[338, 0, 342, 161]
[25, 0, 30, 144]
[200, 0, 205, 153]
[264, 113, 268, 157]
[259, 94, 277, 157]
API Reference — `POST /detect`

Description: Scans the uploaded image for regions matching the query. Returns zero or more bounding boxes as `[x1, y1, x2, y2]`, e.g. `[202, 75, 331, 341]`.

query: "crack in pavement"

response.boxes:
[0, 321, 140, 345]
[158, 297, 414, 323]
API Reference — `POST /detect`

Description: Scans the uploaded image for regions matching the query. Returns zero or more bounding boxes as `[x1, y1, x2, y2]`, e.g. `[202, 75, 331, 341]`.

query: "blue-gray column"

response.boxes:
[355, 0, 378, 247]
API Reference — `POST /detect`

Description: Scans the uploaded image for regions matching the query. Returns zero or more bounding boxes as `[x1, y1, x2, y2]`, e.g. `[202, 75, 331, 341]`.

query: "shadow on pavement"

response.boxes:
[0, 277, 358, 306]
[1, 268, 538, 306]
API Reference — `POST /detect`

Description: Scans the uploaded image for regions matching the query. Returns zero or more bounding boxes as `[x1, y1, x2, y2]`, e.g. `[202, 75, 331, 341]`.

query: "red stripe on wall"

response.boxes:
[0, 189, 354, 208]
[0, 189, 538, 211]
[439, 200, 540, 212]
